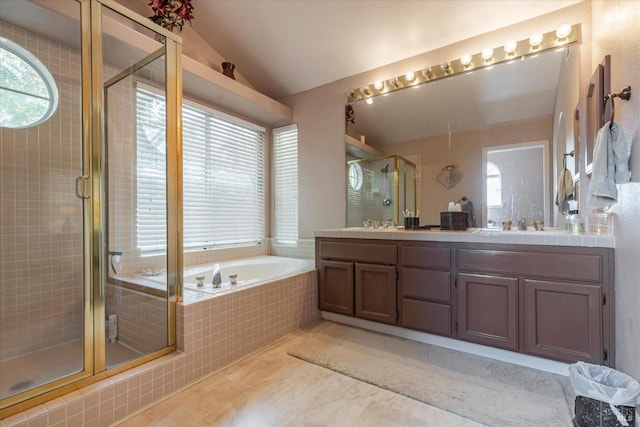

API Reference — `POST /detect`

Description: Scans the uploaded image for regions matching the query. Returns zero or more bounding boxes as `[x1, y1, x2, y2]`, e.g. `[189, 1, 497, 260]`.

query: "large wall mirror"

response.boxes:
[346, 43, 580, 229]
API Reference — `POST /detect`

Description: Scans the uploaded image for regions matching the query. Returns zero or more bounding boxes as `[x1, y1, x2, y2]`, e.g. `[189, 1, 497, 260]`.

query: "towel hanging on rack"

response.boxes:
[588, 121, 629, 209]
[555, 168, 574, 214]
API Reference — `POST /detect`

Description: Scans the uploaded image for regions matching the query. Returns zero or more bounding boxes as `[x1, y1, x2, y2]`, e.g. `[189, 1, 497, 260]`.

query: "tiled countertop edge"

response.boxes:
[313, 228, 615, 248]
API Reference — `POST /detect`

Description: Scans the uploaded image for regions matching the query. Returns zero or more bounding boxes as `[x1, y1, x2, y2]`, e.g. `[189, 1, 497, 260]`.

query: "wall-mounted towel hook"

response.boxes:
[604, 86, 631, 129]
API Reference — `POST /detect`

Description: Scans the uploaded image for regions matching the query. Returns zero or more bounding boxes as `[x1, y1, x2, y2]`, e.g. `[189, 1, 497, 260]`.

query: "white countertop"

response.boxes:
[314, 227, 615, 248]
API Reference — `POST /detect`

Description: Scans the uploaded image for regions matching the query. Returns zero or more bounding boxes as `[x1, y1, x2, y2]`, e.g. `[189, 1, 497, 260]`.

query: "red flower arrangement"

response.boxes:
[148, 0, 194, 33]
[345, 104, 355, 125]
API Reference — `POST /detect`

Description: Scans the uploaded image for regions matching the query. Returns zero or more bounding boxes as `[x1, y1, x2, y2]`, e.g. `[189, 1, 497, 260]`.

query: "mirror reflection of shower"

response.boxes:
[346, 155, 417, 227]
[381, 164, 393, 207]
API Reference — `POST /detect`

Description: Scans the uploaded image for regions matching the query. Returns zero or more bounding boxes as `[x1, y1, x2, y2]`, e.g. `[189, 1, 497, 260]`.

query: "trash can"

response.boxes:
[569, 361, 640, 427]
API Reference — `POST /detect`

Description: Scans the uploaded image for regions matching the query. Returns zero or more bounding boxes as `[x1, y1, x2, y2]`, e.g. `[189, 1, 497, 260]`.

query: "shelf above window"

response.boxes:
[345, 134, 382, 159]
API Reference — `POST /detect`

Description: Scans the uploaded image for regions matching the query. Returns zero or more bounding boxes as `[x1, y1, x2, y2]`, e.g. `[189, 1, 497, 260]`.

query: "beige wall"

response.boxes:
[371, 118, 552, 226]
[589, 0, 640, 380]
[114, 0, 254, 89]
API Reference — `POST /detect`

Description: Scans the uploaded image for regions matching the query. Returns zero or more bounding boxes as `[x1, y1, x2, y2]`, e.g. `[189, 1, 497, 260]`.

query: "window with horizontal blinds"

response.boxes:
[136, 86, 167, 253]
[272, 124, 298, 245]
[136, 84, 265, 252]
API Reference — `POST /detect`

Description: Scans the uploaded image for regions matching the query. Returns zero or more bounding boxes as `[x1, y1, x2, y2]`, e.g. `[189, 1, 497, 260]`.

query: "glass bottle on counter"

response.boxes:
[565, 210, 577, 231]
[568, 210, 584, 234]
[588, 209, 613, 235]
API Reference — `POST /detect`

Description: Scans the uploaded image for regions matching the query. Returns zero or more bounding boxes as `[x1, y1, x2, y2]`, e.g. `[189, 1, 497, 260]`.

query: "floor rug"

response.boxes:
[287, 321, 573, 426]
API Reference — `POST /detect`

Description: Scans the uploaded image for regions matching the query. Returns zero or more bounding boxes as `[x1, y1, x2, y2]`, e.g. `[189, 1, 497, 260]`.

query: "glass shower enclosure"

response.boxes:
[0, 0, 181, 415]
[346, 155, 417, 227]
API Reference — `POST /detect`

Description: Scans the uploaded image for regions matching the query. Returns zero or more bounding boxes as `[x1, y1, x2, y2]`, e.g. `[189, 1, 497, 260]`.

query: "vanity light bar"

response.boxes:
[347, 23, 581, 103]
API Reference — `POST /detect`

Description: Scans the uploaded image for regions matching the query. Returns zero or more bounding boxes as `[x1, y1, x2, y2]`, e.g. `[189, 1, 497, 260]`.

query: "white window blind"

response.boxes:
[136, 84, 265, 252]
[136, 86, 167, 253]
[272, 124, 298, 245]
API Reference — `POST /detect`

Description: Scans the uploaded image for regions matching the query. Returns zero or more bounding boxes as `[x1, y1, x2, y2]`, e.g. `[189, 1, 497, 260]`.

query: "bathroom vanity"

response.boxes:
[315, 229, 615, 366]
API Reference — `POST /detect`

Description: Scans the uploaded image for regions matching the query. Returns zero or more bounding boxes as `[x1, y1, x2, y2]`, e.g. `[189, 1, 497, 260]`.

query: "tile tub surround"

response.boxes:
[1, 270, 318, 426]
[314, 227, 615, 248]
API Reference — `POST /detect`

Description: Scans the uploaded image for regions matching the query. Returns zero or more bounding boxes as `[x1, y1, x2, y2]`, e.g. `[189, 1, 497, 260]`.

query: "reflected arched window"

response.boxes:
[0, 37, 59, 129]
[486, 162, 502, 206]
[349, 163, 363, 190]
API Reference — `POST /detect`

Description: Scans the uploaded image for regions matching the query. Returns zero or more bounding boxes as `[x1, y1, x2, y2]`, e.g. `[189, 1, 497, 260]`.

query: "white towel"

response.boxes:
[555, 168, 574, 214]
[588, 121, 629, 209]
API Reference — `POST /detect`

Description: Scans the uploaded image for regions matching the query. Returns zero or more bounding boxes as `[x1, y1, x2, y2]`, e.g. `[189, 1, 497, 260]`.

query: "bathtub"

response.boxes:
[111, 256, 315, 297]
[182, 256, 315, 295]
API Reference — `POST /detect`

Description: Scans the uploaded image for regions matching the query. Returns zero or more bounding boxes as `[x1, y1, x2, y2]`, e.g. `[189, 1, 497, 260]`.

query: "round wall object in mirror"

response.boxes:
[348, 163, 363, 190]
[0, 36, 59, 129]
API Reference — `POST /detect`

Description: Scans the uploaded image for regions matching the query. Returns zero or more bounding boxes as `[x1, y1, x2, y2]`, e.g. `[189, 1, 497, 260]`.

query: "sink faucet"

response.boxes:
[212, 264, 222, 288]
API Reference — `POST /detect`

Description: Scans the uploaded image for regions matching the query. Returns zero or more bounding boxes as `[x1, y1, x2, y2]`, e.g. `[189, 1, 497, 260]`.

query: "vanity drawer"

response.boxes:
[400, 245, 450, 269]
[401, 298, 451, 336]
[456, 249, 602, 282]
[319, 241, 396, 264]
[402, 268, 450, 303]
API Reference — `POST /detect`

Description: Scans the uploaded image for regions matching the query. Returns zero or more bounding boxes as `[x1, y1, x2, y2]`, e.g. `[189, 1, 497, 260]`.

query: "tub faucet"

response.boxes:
[212, 264, 222, 288]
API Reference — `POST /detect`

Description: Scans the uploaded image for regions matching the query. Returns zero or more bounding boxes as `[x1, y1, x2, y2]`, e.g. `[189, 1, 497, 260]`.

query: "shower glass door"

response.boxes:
[0, 0, 88, 405]
[99, 2, 180, 370]
[1, 0, 180, 414]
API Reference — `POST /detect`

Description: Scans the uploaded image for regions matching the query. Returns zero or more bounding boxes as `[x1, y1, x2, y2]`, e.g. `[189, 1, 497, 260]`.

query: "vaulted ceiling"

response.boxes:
[190, 0, 583, 99]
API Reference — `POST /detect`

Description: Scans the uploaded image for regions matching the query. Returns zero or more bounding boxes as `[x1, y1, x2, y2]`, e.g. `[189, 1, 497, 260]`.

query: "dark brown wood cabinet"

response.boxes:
[355, 263, 397, 324]
[456, 273, 519, 351]
[317, 239, 397, 323]
[523, 279, 603, 363]
[316, 237, 615, 366]
[399, 245, 452, 336]
[318, 259, 354, 315]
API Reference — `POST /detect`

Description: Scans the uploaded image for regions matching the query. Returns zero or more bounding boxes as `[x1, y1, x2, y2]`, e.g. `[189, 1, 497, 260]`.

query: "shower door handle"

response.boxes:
[75, 175, 90, 199]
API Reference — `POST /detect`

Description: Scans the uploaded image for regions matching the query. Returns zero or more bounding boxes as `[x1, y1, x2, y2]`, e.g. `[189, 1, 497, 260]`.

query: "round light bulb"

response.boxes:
[365, 97, 373, 105]
[373, 80, 383, 90]
[504, 40, 517, 54]
[529, 33, 543, 47]
[460, 53, 472, 66]
[481, 48, 493, 60]
[556, 24, 572, 39]
[440, 63, 450, 72]
[405, 71, 415, 81]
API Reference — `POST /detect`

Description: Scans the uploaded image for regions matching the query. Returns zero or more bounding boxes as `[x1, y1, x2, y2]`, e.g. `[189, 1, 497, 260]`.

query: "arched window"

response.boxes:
[486, 161, 502, 206]
[0, 37, 59, 129]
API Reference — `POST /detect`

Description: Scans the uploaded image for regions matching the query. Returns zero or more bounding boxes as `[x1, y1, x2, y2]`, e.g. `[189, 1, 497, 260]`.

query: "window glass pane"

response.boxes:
[136, 87, 167, 253]
[486, 162, 502, 206]
[273, 125, 298, 245]
[0, 37, 58, 128]
[0, 47, 48, 96]
[136, 84, 265, 252]
[0, 89, 49, 128]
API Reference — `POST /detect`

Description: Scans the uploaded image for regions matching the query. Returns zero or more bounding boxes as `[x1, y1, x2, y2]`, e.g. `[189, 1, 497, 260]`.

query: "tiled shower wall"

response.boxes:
[105, 284, 167, 355]
[0, 21, 84, 361]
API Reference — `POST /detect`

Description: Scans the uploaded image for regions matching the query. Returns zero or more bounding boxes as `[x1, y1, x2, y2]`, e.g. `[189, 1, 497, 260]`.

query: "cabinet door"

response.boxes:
[355, 263, 397, 324]
[524, 279, 603, 363]
[457, 273, 518, 351]
[318, 260, 354, 315]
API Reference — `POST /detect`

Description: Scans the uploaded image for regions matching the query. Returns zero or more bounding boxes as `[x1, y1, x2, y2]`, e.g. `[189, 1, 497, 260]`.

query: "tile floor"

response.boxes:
[116, 323, 482, 427]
